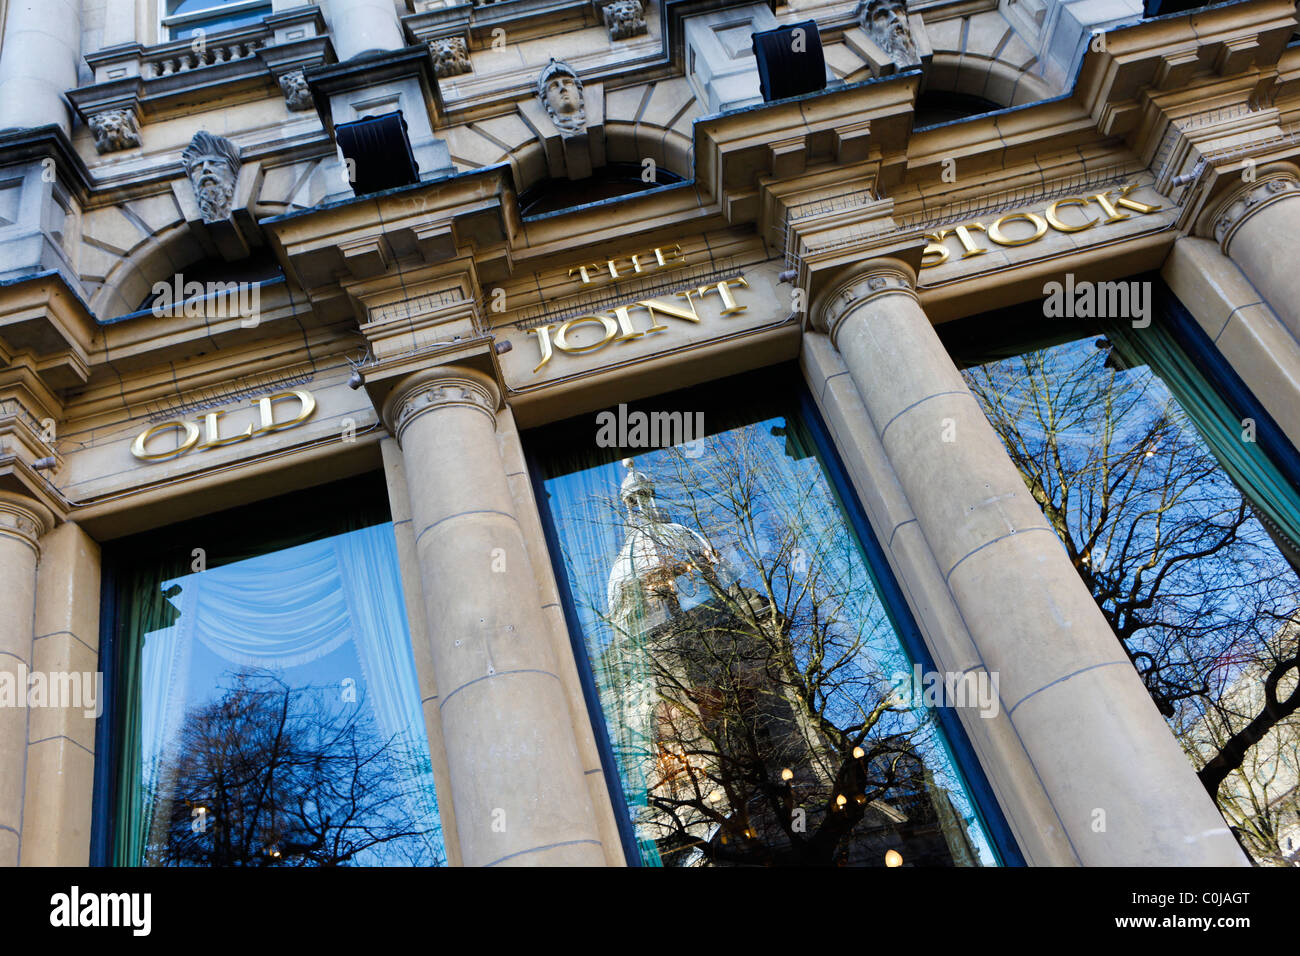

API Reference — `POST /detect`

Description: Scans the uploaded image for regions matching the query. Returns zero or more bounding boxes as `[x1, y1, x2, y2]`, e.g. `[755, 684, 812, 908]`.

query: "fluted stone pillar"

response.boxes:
[812, 258, 1247, 866]
[381, 366, 606, 867]
[0, 0, 82, 134]
[327, 0, 406, 60]
[0, 492, 54, 866]
[1205, 164, 1300, 341]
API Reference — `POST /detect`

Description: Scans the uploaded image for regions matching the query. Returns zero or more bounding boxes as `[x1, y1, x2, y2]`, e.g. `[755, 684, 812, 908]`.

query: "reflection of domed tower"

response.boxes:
[599, 459, 984, 866]
[601, 458, 727, 860]
[606, 458, 722, 633]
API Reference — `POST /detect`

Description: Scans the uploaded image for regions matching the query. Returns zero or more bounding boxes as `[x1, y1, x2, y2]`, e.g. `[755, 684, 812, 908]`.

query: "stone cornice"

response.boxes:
[811, 256, 918, 346]
[261, 165, 511, 294]
[0, 272, 99, 392]
[304, 45, 445, 136]
[1075, 0, 1299, 142]
[381, 365, 502, 441]
[694, 69, 920, 219]
[0, 126, 93, 200]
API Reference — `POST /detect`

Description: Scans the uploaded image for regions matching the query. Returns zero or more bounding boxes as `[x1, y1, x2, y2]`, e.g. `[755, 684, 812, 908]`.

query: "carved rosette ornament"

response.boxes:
[0, 492, 54, 554]
[812, 258, 918, 346]
[537, 58, 586, 137]
[88, 108, 142, 154]
[1211, 174, 1300, 253]
[382, 368, 501, 443]
[860, 0, 920, 67]
[429, 37, 472, 77]
[603, 0, 648, 41]
[278, 70, 314, 111]
[181, 130, 242, 224]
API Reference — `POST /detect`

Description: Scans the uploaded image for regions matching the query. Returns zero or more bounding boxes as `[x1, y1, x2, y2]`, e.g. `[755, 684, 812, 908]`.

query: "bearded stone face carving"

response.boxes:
[538, 59, 586, 136]
[278, 70, 313, 111]
[88, 108, 142, 154]
[181, 131, 241, 223]
[863, 0, 920, 67]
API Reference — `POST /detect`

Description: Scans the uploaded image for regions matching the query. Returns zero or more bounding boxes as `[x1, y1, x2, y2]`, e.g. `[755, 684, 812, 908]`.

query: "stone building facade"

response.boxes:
[0, 0, 1298, 867]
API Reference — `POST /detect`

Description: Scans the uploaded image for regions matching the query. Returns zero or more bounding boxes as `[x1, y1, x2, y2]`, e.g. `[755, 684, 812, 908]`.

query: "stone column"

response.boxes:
[812, 257, 1247, 866]
[1162, 236, 1300, 452]
[1205, 164, 1300, 340]
[21, 521, 100, 867]
[327, 0, 406, 60]
[0, 492, 54, 866]
[381, 366, 606, 867]
[0, 0, 82, 134]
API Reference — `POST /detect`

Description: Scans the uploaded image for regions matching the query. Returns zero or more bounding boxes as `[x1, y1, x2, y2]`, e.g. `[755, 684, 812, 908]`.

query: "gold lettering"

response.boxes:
[696, 277, 749, 315]
[611, 305, 647, 341]
[1045, 198, 1098, 233]
[1088, 190, 1130, 223]
[553, 314, 620, 353]
[605, 255, 648, 281]
[988, 212, 1049, 246]
[952, 223, 988, 258]
[200, 409, 254, 447]
[1115, 183, 1162, 215]
[131, 421, 200, 461]
[568, 264, 603, 284]
[252, 390, 317, 434]
[654, 244, 687, 268]
[531, 325, 555, 372]
[634, 295, 701, 325]
[922, 229, 952, 267]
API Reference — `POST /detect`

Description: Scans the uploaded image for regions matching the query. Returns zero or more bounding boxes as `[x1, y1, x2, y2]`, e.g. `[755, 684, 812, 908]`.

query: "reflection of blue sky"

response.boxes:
[140, 525, 445, 867]
[968, 337, 1298, 708]
[543, 416, 997, 865]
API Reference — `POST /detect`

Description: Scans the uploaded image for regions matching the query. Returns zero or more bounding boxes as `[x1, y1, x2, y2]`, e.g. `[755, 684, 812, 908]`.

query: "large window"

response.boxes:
[96, 474, 446, 867]
[163, 0, 272, 40]
[942, 284, 1300, 866]
[528, 368, 1012, 867]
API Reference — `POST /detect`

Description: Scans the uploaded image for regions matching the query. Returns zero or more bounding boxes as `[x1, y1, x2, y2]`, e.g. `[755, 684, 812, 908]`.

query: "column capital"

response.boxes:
[0, 491, 54, 552]
[381, 365, 502, 442]
[811, 257, 918, 347]
[1198, 162, 1300, 254]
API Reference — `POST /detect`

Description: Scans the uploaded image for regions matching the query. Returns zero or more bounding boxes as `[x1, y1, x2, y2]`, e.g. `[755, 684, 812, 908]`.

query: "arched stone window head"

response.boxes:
[862, 0, 920, 67]
[181, 131, 241, 224]
[538, 59, 586, 136]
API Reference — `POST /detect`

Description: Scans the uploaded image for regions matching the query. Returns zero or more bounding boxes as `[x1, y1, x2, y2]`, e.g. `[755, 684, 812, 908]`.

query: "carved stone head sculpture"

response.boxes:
[863, 0, 919, 67]
[88, 108, 142, 154]
[181, 130, 241, 223]
[537, 58, 586, 136]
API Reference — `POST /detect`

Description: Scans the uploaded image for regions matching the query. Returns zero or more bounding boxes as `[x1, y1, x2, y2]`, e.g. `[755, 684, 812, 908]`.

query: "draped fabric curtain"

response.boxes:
[114, 521, 437, 866]
[1107, 316, 1300, 558]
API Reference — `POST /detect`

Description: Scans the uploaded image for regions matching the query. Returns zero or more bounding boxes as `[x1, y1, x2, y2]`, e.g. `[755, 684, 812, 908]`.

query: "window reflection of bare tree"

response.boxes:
[146, 673, 442, 866]
[562, 428, 983, 866]
[964, 339, 1300, 865]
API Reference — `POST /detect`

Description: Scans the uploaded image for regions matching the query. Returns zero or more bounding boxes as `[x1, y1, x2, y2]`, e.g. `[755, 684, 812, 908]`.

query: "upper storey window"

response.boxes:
[163, 0, 273, 40]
